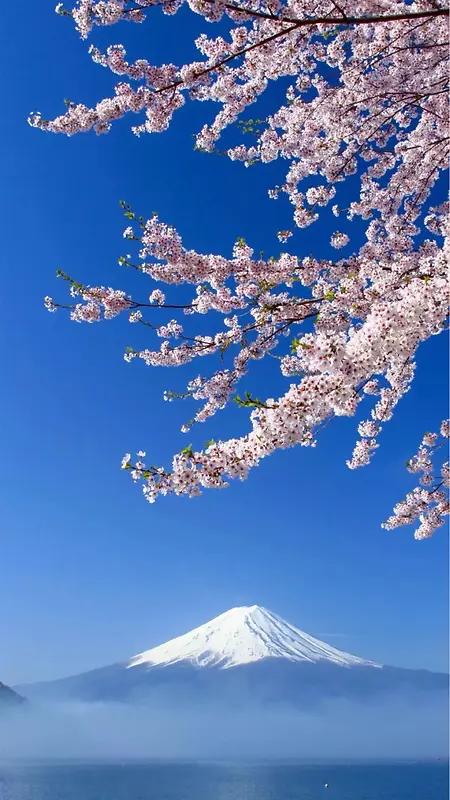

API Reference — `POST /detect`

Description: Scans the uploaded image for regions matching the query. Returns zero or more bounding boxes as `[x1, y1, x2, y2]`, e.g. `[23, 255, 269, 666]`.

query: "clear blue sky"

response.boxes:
[0, 2, 448, 685]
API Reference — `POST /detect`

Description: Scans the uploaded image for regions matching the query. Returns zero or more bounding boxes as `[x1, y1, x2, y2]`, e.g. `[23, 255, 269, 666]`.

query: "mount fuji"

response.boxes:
[127, 605, 377, 670]
[17, 606, 447, 709]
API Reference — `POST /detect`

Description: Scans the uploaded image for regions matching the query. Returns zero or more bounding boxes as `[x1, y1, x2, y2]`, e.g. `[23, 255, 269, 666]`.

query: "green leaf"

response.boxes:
[234, 392, 268, 410]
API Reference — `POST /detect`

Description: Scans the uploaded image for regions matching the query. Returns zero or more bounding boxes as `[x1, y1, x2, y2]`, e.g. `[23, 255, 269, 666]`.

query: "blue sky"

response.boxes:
[0, 2, 448, 685]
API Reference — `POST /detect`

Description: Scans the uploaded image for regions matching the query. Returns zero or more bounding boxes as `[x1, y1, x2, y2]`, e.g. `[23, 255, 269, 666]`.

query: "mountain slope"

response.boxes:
[129, 605, 378, 670]
[16, 606, 448, 708]
[0, 681, 26, 708]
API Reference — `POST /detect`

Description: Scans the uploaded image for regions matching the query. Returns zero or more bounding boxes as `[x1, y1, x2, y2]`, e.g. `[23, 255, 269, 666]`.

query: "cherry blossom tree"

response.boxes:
[34, 1, 449, 537]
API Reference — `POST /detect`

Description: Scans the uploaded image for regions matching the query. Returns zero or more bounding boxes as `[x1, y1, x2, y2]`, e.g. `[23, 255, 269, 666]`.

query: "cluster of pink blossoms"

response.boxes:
[36, 1, 449, 533]
[382, 421, 450, 540]
[46, 205, 449, 527]
[31, 2, 449, 240]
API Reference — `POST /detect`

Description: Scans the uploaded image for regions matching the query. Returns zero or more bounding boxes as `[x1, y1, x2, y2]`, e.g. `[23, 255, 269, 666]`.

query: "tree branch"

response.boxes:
[123, 2, 449, 28]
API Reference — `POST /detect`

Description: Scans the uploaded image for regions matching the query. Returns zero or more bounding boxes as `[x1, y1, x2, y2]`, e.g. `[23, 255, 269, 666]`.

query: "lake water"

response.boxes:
[0, 762, 447, 800]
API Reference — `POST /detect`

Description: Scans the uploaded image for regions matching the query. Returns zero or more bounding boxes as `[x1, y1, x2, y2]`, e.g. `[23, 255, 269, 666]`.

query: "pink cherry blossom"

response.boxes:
[149, 289, 166, 305]
[383, 422, 450, 539]
[36, 1, 449, 532]
[30, 3, 449, 241]
[45, 203, 449, 529]
[330, 232, 350, 249]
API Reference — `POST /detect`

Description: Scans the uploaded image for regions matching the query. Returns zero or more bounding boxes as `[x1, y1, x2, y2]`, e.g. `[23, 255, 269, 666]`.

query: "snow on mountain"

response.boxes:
[128, 605, 379, 670]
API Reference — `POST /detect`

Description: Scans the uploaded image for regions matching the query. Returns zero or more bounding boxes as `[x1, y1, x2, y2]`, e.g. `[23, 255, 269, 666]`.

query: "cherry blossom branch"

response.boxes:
[36, 2, 449, 521]
[43, 195, 449, 512]
[211, 4, 450, 26]
[102, 1, 450, 27]
[383, 422, 450, 539]
[48, 4, 450, 106]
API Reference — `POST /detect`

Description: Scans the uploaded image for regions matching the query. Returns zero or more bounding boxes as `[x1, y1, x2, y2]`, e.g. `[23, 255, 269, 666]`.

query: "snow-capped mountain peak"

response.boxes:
[127, 605, 379, 670]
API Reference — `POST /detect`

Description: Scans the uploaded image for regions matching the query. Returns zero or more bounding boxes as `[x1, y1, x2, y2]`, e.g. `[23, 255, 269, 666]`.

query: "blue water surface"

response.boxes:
[0, 762, 447, 800]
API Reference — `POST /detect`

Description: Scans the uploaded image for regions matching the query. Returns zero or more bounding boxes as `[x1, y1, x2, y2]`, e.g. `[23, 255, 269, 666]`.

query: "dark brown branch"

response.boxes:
[123, 2, 449, 28]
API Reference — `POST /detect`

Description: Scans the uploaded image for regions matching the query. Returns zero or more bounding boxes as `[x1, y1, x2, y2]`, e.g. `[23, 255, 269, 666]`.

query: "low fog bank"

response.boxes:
[0, 694, 447, 761]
